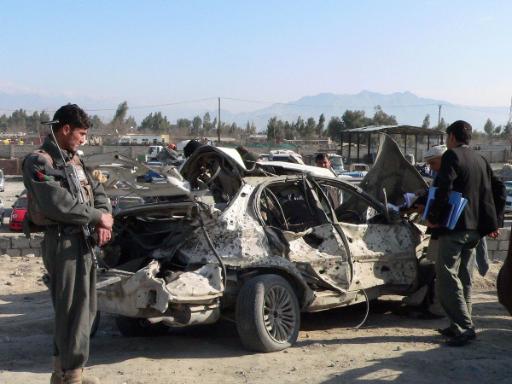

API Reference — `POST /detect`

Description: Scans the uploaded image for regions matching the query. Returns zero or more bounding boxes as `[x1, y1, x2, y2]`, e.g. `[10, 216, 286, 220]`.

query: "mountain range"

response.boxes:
[1, 90, 509, 132]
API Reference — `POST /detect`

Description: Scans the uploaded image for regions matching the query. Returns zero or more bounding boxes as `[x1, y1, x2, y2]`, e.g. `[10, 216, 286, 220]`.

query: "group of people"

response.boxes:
[23, 104, 506, 383]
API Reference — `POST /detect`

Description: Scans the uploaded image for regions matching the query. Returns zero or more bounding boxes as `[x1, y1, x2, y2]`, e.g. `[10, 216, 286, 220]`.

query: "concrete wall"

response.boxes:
[0, 234, 43, 257]
[478, 149, 510, 164]
[486, 227, 511, 262]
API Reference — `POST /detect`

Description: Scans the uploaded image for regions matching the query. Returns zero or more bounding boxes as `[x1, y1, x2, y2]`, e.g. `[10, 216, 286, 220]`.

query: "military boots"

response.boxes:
[62, 369, 100, 384]
[50, 358, 100, 384]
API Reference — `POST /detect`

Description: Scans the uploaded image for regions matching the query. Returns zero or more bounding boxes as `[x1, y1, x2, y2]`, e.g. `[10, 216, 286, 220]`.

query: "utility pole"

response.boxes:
[508, 96, 512, 124]
[217, 97, 221, 144]
[437, 104, 442, 128]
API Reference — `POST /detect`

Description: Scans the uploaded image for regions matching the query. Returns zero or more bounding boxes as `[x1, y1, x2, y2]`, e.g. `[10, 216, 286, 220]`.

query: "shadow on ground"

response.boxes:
[1, 290, 511, 378]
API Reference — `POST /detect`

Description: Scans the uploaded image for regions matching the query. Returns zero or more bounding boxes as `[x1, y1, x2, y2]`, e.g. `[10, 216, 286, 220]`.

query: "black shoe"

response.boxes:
[437, 327, 457, 337]
[445, 329, 476, 347]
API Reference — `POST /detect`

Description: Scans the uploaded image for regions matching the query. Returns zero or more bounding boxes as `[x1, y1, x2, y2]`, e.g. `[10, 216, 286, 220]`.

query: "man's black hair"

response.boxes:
[183, 139, 203, 158]
[52, 103, 91, 131]
[315, 153, 328, 163]
[446, 120, 472, 144]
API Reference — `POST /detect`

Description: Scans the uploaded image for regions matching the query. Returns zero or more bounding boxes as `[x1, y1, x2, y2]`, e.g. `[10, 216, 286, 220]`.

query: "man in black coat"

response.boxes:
[427, 120, 504, 346]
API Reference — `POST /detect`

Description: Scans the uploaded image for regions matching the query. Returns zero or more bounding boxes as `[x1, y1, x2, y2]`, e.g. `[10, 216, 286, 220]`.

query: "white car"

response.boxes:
[96, 135, 432, 353]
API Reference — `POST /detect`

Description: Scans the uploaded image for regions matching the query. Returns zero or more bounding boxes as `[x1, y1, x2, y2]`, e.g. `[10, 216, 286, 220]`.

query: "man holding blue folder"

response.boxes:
[427, 120, 504, 346]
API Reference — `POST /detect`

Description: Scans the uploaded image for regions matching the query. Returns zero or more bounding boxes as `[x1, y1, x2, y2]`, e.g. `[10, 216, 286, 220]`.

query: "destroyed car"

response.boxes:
[96, 135, 431, 352]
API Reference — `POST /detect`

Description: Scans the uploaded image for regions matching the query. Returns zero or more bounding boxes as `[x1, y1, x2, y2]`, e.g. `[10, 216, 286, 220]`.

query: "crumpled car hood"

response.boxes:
[359, 134, 428, 206]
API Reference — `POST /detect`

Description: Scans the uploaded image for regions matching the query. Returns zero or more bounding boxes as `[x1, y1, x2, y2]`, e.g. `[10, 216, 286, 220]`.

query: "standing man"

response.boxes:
[423, 145, 447, 177]
[315, 153, 332, 169]
[23, 104, 113, 383]
[427, 120, 501, 346]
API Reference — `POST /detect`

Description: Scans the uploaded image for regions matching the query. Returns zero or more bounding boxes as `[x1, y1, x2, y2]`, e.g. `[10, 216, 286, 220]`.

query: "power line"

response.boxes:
[0, 97, 218, 114]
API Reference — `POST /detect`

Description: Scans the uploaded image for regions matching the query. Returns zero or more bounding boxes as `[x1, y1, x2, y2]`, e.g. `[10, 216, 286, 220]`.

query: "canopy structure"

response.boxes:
[340, 125, 445, 164]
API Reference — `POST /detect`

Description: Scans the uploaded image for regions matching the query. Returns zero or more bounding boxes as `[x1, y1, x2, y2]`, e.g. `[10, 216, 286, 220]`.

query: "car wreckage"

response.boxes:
[93, 135, 431, 352]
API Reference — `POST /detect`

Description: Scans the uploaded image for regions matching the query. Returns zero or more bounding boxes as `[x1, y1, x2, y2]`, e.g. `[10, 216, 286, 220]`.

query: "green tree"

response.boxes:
[203, 112, 212, 134]
[191, 116, 202, 135]
[503, 121, 512, 150]
[422, 114, 430, 129]
[327, 116, 344, 141]
[294, 116, 305, 138]
[0, 114, 7, 133]
[125, 116, 137, 131]
[305, 117, 316, 138]
[484, 118, 495, 137]
[139, 112, 171, 132]
[341, 110, 372, 130]
[283, 121, 294, 140]
[109, 101, 135, 134]
[437, 117, 447, 131]
[112, 101, 128, 123]
[90, 115, 106, 132]
[177, 118, 192, 131]
[317, 113, 325, 138]
[245, 121, 256, 135]
[372, 105, 397, 126]
[10, 109, 27, 132]
[267, 116, 284, 143]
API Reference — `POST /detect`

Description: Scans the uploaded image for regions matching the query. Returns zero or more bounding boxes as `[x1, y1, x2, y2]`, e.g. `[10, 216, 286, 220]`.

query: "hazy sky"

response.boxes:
[1, 0, 511, 112]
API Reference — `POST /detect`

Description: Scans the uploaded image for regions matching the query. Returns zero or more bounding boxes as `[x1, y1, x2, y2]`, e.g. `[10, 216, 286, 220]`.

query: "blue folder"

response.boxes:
[422, 187, 468, 230]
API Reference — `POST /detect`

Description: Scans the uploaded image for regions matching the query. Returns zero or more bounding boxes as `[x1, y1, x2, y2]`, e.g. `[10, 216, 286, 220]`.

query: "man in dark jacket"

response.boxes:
[427, 120, 503, 346]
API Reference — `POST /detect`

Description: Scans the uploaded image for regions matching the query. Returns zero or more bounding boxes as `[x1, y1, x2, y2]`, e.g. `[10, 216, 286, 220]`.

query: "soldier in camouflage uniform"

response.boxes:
[22, 104, 113, 384]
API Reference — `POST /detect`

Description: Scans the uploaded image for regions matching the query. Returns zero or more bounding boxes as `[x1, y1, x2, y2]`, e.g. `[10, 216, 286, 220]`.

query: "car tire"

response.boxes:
[236, 274, 300, 352]
[115, 316, 169, 337]
[90, 311, 101, 338]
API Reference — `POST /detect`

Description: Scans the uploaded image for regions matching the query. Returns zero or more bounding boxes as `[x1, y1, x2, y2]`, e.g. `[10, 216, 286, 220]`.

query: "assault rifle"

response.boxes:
[42, 120, 101, 268]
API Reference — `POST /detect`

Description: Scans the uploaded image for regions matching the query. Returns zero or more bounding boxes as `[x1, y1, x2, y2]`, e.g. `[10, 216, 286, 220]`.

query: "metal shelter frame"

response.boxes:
[339, 125, 445, 164]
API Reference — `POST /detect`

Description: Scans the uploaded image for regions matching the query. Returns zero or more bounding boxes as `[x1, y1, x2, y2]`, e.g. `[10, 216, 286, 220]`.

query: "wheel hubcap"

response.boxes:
[263, 285, 296, 342]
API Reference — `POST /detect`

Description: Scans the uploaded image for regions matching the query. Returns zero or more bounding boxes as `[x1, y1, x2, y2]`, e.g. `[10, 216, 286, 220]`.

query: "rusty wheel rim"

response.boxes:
[263, 285, 296, 343]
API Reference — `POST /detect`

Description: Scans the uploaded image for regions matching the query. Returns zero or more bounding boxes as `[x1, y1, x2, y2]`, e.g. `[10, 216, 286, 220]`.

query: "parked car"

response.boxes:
[0, 169, 4, 192]
[268, 150, 304, 164]
[10, 195, 28, 231]
[505, 181, 512, 212]
[96, 135, 431, 352]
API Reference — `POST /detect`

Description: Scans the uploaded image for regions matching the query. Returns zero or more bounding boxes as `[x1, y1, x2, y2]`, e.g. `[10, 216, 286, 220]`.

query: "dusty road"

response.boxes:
[1, 255, 511, 384]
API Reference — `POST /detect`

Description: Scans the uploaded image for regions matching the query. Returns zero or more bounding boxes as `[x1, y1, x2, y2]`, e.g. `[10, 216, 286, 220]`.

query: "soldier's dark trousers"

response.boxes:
[435, 230, 480, 334]
[41, 227, 96, 371]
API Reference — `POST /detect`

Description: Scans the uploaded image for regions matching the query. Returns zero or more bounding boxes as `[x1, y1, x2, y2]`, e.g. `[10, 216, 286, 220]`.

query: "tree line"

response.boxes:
[266, 106, 399, 143]
[1, 101, 509, 143]
[0, 101, 258, 139]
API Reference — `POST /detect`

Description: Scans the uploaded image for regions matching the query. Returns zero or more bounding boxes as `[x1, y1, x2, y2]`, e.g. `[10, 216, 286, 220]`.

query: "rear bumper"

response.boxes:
[96, 261, 224, 327]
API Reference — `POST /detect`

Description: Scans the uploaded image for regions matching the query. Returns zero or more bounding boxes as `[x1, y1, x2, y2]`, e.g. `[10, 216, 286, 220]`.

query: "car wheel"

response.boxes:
[115, 316, 169, 337]
[236, 274, 300, 352]
[90, 311, 101, 338]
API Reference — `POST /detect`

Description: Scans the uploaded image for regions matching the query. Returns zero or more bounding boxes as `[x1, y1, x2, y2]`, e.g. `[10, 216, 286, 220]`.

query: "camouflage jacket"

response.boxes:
[22, 135, 111, 228]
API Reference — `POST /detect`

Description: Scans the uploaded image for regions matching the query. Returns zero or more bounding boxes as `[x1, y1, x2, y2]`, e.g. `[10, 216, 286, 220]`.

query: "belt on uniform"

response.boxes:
[46, 225, 83, 236]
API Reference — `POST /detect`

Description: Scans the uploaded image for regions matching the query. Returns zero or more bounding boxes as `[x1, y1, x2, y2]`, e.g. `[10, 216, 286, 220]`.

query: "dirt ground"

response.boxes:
[1, 254, 511, 384]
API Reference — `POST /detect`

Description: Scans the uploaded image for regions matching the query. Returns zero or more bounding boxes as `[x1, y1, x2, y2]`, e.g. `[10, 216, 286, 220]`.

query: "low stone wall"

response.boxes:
[1, 229, 510, 261]
[0, 234, 43, 257]
[487, 227, 511, 261]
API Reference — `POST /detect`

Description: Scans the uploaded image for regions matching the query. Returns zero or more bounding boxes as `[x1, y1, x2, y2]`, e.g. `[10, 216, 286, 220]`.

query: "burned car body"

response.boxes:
[96, 135, 430, 352]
